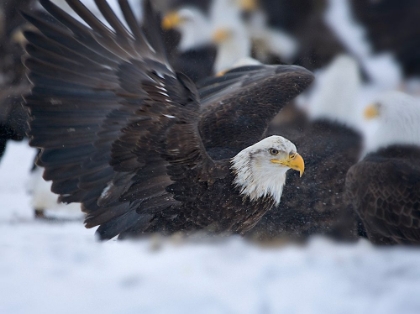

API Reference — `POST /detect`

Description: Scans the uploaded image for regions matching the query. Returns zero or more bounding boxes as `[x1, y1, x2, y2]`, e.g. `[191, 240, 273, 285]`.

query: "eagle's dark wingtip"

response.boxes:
[280, 65, 315, 93]
[276, 64, 315, 83]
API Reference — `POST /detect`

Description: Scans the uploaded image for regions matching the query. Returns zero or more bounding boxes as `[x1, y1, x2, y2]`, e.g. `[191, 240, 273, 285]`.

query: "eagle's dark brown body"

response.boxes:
[345, 145, 420, 245]
[23, 0, 313, 239]
[125, 169, 275, 238]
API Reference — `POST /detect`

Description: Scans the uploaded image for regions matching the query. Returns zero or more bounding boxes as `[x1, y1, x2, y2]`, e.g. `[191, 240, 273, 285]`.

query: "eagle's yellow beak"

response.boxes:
[161, 12, 182, 30]
[364, 104, 379, 120]
[216, 69, 228, 77]
[212, 28, 231, 44]
[238, 0, 258, 12]
[271, 153, 305, 177]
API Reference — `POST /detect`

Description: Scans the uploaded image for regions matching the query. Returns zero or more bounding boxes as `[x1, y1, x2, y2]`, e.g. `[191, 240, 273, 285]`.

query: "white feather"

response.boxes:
[307, 54, 362, 130]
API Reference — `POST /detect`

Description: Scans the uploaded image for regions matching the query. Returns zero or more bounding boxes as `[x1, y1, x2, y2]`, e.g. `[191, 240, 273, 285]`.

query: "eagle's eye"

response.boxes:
[269, 148, 279, 155]
[289, 153, 296, 159]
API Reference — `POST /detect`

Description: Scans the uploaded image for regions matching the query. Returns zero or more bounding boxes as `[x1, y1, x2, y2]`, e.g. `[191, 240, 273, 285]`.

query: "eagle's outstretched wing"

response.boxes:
[24, 0, 224, 239]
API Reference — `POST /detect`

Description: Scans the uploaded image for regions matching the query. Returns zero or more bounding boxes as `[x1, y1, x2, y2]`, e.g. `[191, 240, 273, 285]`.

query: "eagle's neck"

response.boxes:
[230, 152, 287, 206]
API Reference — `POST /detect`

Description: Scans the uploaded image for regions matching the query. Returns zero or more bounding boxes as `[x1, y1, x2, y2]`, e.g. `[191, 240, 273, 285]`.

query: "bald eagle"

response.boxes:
[23, 0, 313, 239]
[345, 91, 420, 245]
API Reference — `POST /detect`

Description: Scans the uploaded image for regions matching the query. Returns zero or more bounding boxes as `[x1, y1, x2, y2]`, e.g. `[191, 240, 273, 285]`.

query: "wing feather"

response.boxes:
[25, 0, 313, 239]
[24, 0, 224, 239]
[197, 64, 314, 153]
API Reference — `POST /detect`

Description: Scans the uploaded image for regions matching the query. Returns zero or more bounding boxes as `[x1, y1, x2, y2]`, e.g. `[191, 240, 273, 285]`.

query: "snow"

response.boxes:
[1, 141, 420, 313]
[0, 141, 35, 222]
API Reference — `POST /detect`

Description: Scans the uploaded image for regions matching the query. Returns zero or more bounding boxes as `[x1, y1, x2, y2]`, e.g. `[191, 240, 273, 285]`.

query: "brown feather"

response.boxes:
[345, 145, 420, 245]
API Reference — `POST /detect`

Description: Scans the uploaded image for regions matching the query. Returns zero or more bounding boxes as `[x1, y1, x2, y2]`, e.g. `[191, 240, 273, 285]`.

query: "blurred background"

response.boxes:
[1, 0, 420, 313]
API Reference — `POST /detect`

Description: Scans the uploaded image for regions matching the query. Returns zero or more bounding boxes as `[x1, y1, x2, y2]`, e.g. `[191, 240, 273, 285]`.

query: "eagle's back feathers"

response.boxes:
[346, 145, 420, 245]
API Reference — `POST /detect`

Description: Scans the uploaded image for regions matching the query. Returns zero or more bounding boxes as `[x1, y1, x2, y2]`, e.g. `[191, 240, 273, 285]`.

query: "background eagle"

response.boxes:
[23, 0, 313, 239]
[345, 91, 420, 245]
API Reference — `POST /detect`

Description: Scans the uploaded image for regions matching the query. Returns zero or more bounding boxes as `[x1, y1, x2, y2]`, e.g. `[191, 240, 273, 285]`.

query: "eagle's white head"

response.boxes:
[230, 135, 304, 206]
[363, 91, 420, 155]
[161, 8, 212, 50]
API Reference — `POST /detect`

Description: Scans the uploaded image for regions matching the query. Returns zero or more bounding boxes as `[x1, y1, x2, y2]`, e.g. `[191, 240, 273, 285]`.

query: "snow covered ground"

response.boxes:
[2, 142, 420, 314]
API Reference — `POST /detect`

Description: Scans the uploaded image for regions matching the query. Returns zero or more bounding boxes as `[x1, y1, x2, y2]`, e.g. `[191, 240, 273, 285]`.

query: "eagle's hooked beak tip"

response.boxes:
[293, 153, 305, 177]
[271, 153, 305, 177]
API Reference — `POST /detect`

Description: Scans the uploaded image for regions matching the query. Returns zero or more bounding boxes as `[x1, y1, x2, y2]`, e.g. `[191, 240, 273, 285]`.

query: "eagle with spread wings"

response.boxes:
[23, 0, 313, 239]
